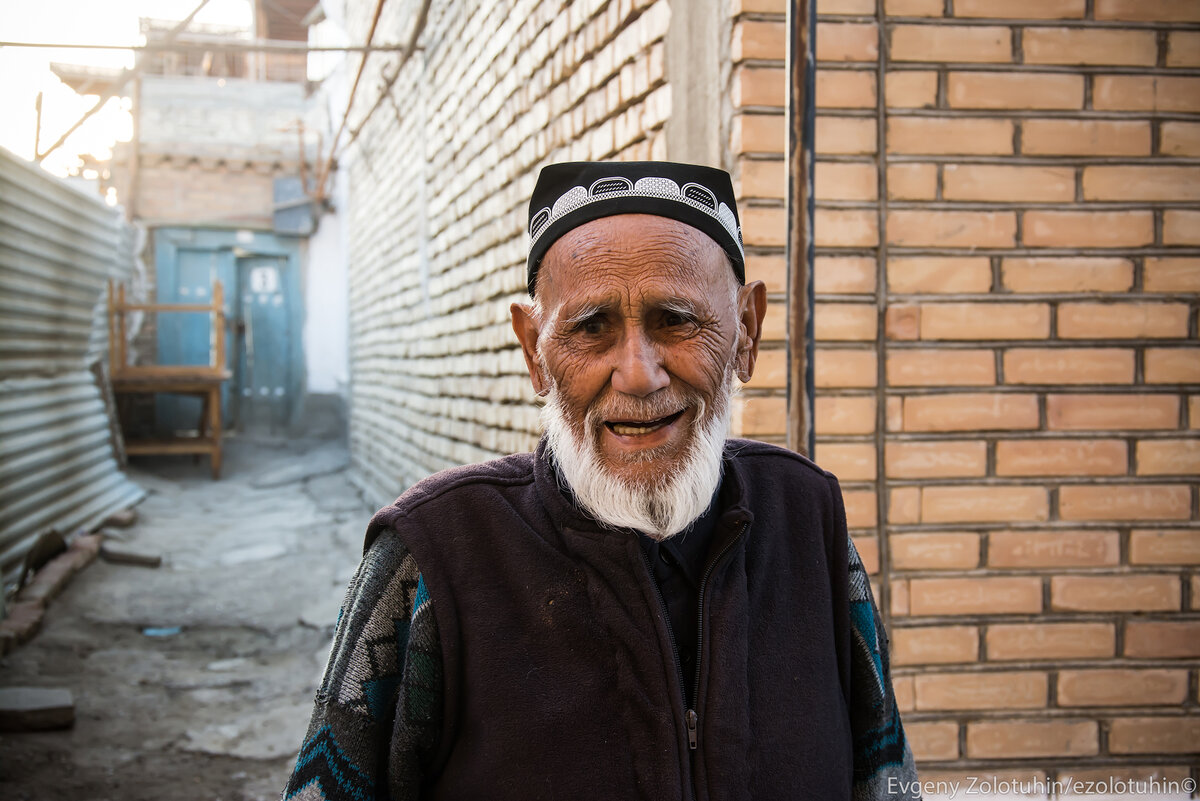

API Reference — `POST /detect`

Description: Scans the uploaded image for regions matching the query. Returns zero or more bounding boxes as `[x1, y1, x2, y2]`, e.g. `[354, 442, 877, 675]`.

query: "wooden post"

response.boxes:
[116, 282, 129, 373]
[107, 279, 117, 375]
[212, 279, 226, 373]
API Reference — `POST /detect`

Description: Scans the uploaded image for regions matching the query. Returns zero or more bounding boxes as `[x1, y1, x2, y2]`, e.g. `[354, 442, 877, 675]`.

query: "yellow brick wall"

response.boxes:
[731, 0, 1200, 784]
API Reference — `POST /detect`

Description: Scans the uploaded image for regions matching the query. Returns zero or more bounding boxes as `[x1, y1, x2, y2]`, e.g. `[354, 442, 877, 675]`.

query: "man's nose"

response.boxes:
[611, 328, 670, 397]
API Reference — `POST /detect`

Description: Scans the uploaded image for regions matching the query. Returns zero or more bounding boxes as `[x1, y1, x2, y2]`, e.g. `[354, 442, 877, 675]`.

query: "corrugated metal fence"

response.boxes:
[0, 148, 145, 589]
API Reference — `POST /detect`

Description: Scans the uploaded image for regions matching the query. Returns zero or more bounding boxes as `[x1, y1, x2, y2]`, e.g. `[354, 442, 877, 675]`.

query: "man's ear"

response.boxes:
[511, 302, 549, 396]
[734, 280, 768, 383]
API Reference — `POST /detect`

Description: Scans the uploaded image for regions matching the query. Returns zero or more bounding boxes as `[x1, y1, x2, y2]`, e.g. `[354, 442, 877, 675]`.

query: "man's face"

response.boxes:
[512, 214, 766, 489]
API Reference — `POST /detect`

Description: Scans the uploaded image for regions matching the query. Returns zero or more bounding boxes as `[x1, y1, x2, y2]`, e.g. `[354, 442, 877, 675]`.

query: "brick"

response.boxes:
[988, 529, 1121, 568]
[816, 209, 879, 247]
[948, 72, 1083, 109]
[1124, 620, 1200, 657]
[1023, 210, 1154, 248]
[943, 164, 1075, 203]
[1051, 574, 1181, 612]
[817, 22, 879, 62]
[920, 302, 1049, 340]
[15, 552, 78, 607]
[843, 488, 878, 528]
[1024, 28, 1158, 66]
[889, 24, 1010, 62]
[1084, 166, 1200, 202]
[746, 253, 786, 292]
[1145, 349, 1200, 384]
[885, 0, 943, 15]
[1108, 718, 1200, 755]
[731, 113, 783, 154]
[747, 349, 785, 389]
[815, 256, 876, 293]
[888, 486, 921, 523]
[884, 70, 937, 108]
[888, 210, 1016, 248]
[887, 117, 1013, 154]
[887, 348, 995, 387]
[1163, 210, 1200, 245]
[922, 485, 1049, 523]
[906, 722, 960, 761]
[909, 576, 1043, 616]
[762, 301, 787, 340]
[886, 163, 937, 200]
[967, 720, 1097, 759]
[1047, 394, 1179, 431]
[954, 0, 1086, 17]
[1094, 76, 1200, 112]
[1095, 0, 1200, 22]
[885, 304, 919, 340]
[734, 65, 784, 108]
[814, 162, 877, 201]
[733, 20, 784, 62]
[738, 159, 784, 200]
[891, 625, 978, 666]
[1022, 119, 1151, 156]
[885, 440, 987, 477]
[1145, 257, 1200, 292]
[1060, 303, 1190, 340]
[1003, 348, 1135, 386]
[816, 69, 877, 108]
[1061, 485, 1191, 522]
[0, 687, 75, 732]
[815, 394, 876, 434]
[986, 623, 1114, 661]
[818, 0, 877, 12]
[903, 393, 1039, 432]
[891, 577, 910, 614]
[1160, 122, 1200, 156]
[852, 535, 879, 573]
[1129, 529, 1200, 565]
[815, 115, 877, 154]
[1168, 31, 1200, 67]
[814, 442, 876, 481]
[996, 438, 1128, 478]
[814, 303, 876, 341]
[1060, 669, 1188, 707]
[891, 532, 981, 569]
[1059, 767, 1193, 787]
[1193, 396, 1200, 430]
[815, 349, 877, 387]
[1137, 439, 1200, 476]
[733, 0, 786, 11]
[740, 206, 786, 247]
[735, 395, 786, 436]
[888, 257, 991, 294]
[915, 671, 1047, 711]
[1001, 257, 1133, 292]
[893, 676, 914, 711]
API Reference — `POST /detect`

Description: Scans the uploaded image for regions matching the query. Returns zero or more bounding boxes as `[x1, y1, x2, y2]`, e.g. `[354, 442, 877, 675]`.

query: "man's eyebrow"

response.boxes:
[558, 302, 610, 327]
[659, 297, 703, 317]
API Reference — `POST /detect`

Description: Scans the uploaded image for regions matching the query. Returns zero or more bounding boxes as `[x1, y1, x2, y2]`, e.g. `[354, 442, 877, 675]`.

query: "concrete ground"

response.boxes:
[0, 432, 375, 800]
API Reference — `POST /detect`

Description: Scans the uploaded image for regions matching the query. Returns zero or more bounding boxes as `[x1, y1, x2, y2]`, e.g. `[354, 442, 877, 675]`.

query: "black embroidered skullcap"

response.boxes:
[525, 161, 745, 296]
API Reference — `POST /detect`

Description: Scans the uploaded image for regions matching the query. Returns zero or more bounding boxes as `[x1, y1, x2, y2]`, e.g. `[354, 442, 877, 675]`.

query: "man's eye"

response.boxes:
[664, 312, 693, 328]
[580, 317, 606, 335]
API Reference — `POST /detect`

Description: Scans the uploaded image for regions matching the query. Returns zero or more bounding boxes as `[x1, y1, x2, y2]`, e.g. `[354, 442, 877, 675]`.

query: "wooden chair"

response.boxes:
[107, 279, 232, 479]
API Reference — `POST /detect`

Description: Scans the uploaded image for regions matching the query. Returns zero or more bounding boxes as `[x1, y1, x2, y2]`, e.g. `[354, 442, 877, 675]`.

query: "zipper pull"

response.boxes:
[685, 708, 698, 750]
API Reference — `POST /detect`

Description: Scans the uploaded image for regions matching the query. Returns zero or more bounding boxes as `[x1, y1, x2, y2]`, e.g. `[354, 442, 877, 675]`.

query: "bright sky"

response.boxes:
[0, 0, 253, 175]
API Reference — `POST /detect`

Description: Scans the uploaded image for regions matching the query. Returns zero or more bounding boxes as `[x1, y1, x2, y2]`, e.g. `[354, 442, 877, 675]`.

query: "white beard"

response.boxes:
[541, 367, 734, 541]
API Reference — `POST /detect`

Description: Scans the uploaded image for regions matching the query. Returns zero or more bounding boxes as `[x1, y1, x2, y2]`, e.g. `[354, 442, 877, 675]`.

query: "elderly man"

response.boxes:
[284, 161, 918, 801]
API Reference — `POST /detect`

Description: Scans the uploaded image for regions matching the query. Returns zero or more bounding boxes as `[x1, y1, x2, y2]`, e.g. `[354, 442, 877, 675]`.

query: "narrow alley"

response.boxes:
[0, 429, 372, 800]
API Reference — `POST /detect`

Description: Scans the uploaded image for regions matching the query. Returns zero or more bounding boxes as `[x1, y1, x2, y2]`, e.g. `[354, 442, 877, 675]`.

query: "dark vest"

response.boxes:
[366, 438, 853, 801]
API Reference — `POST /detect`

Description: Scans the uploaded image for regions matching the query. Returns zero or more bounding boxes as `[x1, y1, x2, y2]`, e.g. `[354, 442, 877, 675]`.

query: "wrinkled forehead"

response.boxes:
[537, 214, 732, 310]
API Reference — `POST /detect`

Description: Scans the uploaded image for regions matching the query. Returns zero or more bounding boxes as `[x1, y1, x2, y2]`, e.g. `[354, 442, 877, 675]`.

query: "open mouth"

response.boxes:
[604, 409, 686, 436]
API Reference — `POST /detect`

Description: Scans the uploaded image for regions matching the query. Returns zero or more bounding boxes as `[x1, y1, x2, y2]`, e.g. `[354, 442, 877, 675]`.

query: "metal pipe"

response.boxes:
[1, 39, 422, 54]
[785, 0, 817, 457]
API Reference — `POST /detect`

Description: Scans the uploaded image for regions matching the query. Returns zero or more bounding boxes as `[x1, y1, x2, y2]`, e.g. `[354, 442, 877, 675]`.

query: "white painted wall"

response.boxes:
[303, 169, 349, 396]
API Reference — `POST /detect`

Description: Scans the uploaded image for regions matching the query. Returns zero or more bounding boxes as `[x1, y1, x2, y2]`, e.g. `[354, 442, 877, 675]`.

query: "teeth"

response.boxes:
[611, 420, 666, 436]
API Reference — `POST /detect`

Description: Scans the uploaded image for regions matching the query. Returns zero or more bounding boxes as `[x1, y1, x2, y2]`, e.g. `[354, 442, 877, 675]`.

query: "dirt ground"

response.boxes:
[0, 432, 375, 800]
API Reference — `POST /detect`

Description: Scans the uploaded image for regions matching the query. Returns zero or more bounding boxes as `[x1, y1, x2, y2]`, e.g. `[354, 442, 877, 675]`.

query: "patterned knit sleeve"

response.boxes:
[847, 535, 922, 801]
[282, 534, 444, 801]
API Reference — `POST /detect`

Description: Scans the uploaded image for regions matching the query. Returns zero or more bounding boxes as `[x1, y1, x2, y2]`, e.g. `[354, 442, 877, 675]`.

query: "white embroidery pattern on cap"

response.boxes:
[528, 176, 744, 257]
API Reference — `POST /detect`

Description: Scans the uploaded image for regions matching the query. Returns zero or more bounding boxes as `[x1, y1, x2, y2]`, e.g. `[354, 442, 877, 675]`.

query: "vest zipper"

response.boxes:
[688, 520, 748, 751]
[639, 547, 687, 705]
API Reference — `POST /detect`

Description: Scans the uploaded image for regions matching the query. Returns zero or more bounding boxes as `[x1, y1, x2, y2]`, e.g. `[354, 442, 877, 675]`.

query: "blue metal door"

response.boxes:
[154, 228, 303, 434]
